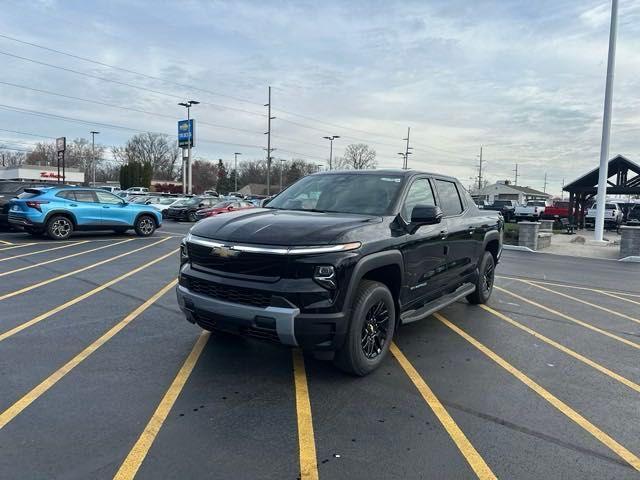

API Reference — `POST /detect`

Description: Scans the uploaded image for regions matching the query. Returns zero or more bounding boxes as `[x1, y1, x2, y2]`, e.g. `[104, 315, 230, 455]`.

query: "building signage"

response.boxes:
[56, 137, 66, 152]
[178, 119, 195, 148]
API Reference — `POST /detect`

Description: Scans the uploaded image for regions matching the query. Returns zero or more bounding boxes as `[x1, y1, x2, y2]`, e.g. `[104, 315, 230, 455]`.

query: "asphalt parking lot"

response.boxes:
[0, 223, 639, 479]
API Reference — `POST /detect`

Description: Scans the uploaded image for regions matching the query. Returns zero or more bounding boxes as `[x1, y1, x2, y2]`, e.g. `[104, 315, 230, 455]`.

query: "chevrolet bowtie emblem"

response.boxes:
[211, 245, 239, 258]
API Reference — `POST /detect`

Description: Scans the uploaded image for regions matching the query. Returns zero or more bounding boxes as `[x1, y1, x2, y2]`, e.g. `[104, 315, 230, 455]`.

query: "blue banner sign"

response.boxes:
[178, 119, 195, 148]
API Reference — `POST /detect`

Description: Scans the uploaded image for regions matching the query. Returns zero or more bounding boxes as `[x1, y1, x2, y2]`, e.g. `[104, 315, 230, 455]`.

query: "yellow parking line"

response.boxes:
[0, 240, 91, 264]
[496, 275, 640, 299]
[495, 286, 640, 350]
[479, 304, 640, 394]
[0, 239, 13, 245]
[0, 248, 178, 342]
[434, 312, 640, 472]
[0, 280, 177, 430]
[113, 331, 210, 480]
[519, 280, 640, 326]
[292, 349, 320, 480]
[0, 242, 38, 252]
[391, 343, 497, 479]
[0, 237, 169, 302]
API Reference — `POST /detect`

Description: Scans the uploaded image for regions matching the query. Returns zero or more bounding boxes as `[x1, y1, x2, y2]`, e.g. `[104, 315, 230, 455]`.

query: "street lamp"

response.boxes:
[397, 152, 405, 168]
[234, 152, 242, 193]
[90, 131, 99, 186]
[178, 100, 199, 194]
[322, 135, 340, 170]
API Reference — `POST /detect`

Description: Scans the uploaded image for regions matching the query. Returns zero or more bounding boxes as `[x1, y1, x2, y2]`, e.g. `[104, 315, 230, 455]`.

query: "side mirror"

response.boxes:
[410, 205, 443, 226]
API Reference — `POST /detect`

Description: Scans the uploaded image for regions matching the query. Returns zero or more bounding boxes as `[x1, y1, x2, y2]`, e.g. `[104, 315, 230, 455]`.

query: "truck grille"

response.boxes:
[187, 242, 286, 280]
[185, 276, 272, 308]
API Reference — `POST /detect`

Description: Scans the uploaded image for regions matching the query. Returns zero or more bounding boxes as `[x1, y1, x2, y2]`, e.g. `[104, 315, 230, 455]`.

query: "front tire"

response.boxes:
[334, 280, 396, 376]
[46, 215, 73, 240]
[187, 211, 197, 222]
[134, 215, 156, 237]
[467, 251, 495, 304]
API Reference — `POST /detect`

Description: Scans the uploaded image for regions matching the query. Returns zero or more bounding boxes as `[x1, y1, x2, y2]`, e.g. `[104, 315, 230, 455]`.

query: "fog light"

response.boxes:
[314, 265, 336, 289]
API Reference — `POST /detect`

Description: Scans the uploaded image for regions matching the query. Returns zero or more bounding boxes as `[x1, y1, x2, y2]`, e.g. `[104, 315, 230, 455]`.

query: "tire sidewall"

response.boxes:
[477, 251, 495, 303]
[188, 211, 197, 222]
[343, 282, 396, 375]
[46, 215, 73, 240]
[135, 215, 156, 237]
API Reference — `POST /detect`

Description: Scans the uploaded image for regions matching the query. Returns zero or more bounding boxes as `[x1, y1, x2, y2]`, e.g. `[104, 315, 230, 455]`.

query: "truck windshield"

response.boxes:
[267, 173, 404, 215]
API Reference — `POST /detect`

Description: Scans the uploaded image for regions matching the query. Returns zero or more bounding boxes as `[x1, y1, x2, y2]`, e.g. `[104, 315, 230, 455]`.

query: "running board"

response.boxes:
[400, 282, 476, 324]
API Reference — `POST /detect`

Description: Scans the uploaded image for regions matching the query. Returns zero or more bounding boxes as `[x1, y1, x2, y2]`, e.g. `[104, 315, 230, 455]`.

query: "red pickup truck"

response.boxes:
[541, 201, 570, 219]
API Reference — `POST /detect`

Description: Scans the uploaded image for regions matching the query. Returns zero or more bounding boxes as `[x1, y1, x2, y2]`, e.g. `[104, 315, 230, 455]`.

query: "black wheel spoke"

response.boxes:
[360, 300, 390, 360]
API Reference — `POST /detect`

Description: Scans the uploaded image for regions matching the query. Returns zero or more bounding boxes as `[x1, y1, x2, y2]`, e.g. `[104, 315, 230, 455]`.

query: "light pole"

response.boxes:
[178, 100, 199, 194]
[279, 158, 285, 192]
[90, 131, 99, 186]
[594, 0, 618, 242]
[322, 135, 340, 170]
[234, 152, 241, 193]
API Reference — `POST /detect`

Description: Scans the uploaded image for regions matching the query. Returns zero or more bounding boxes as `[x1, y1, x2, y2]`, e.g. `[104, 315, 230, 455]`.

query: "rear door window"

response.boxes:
[435, 180, 464, 216]
[74, 190, 98, 203]
[56, 191, 76, 200]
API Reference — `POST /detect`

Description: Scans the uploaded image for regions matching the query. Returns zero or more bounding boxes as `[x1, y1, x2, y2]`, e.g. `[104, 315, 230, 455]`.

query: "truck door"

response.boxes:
[399, 177, 449, 307]
[433, 179, 478, 287]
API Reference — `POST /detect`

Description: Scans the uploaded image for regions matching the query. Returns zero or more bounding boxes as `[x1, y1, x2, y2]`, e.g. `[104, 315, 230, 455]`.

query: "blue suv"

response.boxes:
[8, 187, 162, 240]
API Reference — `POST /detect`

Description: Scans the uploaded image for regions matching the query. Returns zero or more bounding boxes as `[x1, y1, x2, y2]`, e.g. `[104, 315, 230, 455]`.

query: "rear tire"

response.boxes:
[466, 251, 495, 304]
[334, 280, 396, 376]
[46, 215, 73, 240]
[134, 215, 156, 237]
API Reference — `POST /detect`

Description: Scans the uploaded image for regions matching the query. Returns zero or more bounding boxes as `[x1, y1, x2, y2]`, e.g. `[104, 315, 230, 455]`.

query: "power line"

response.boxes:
[0, 32, 264, 108]
[0, 79, 264, 137]
[0, 49, 266, 118]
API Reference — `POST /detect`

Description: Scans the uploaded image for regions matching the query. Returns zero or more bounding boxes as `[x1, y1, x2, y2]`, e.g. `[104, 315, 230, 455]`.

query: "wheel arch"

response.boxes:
[43, 210, 78, 227]
[134, 211, 159, 227]
[343, 251, 404, 324]
[483, 230, 501, 263]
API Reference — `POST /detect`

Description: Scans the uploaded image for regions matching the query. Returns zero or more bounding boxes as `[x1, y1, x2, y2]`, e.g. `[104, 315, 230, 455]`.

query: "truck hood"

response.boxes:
[189, 208, 379, 245]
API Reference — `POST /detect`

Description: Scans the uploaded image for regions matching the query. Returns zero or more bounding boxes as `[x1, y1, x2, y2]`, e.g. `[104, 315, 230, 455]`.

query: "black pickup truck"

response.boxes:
[484, 199, 518, 222]
[177, 170, 503, 375]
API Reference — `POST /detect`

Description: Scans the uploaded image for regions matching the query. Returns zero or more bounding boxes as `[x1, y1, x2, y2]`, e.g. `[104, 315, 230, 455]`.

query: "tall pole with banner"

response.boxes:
[56, 137, 66, 184]
[178, 100, 199, 195]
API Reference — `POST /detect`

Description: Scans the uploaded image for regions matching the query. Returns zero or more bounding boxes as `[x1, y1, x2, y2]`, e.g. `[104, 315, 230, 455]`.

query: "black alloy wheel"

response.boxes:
[361, 300, 390, 359]
[466, 251, 495, 304]
[188, 211, 198, 222]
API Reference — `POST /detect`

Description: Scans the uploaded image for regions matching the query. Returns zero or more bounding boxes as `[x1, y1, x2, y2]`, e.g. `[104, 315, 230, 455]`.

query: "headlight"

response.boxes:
[314, 265, 336, 289]
[179, 241, 189, 265]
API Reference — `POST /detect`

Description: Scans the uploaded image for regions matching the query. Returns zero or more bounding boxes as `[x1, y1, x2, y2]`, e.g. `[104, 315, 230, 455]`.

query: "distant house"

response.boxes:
[472, 180, 551, 204]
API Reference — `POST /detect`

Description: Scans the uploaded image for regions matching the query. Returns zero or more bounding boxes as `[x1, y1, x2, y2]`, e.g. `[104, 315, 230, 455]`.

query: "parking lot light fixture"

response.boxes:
[323, 135, 340, 170]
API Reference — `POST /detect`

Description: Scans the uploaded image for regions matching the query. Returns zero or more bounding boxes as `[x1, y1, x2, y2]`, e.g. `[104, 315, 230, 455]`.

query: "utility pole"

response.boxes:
[543, 173, 548, 193]
[90, 131, 99, 186]
[323, 135, 340, 170]
[403, 127, 412, 169]
[233, 152, 241, 193]
[178, 100, 199, 194]
[594, 0, 618, 242]
[264, 86, 275, 195]
[279, 158, 285, 192]
[477, 146, 483, 190]
[513, 163, 519, 186]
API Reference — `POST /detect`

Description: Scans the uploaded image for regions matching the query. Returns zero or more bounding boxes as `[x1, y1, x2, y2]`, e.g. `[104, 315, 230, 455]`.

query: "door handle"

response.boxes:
[69, 204, 77, 207]
[102, 206, 110, 209]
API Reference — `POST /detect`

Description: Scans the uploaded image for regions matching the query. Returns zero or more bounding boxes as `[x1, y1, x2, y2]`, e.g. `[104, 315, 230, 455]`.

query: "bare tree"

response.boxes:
[112, 133, 180, 181]
[334, 144, 377, 170]
[191, 159, 218, 193]
[0, 150, 27, 167]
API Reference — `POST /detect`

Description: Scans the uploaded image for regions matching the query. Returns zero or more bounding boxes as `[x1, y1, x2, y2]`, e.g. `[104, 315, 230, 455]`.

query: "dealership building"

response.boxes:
[0, 164, 85, 184]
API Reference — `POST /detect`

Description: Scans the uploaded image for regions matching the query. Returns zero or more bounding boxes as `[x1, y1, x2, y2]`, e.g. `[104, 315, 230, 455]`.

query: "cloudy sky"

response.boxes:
[0, 0, 638, 195]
